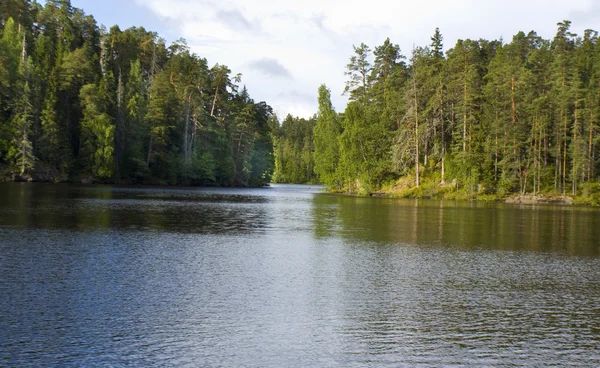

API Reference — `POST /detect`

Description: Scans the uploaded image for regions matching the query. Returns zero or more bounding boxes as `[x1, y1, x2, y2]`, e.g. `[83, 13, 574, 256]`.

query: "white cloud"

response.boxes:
[133, 0, 593, 119]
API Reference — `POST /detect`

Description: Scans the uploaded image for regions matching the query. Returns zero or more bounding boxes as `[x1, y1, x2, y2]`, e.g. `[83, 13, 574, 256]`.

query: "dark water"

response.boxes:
[1, 183, 600, 367]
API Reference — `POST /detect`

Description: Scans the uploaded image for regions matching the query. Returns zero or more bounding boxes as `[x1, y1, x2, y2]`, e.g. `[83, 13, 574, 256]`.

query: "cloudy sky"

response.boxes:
[69, 0, 600, 119]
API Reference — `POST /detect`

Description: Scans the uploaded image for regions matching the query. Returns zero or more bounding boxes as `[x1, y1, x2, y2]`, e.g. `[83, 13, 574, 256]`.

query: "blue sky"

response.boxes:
[68, 0, 172, 39]
[49, 0, 600, 119]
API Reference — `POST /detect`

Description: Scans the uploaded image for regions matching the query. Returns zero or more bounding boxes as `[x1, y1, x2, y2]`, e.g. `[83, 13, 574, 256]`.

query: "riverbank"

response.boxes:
[339, 176, 600, 206]
[0, 164, 268, 188]
[0, 164, 69, 184]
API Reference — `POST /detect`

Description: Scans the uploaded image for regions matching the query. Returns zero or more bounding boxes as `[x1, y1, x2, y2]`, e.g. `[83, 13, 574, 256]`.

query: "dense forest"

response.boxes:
[2, 1, 599, 200]
[271, 114, 316, 184]
[276, 22, 600, 201]
[0, 0, 274, 186]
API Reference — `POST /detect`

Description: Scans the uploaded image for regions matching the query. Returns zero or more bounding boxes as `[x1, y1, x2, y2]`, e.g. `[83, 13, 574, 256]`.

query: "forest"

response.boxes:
[276, 22, 600, 202]
[0, 0, 274, 186]
[2, 0, 599, 201]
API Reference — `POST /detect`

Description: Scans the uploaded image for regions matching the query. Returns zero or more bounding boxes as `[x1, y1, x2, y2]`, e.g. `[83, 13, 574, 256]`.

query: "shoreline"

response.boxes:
[0, 165, 269, 188]
[326, 187, 597, 206]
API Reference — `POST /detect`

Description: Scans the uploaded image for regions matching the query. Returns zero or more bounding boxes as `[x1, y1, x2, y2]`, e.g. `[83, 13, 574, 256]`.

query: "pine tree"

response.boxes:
[343, 43, 372, 102]
[7, 20, 36, 175]
[10, 77, 35, 175]
[550, 21, 578, 194]
[370, 38, 403, 106]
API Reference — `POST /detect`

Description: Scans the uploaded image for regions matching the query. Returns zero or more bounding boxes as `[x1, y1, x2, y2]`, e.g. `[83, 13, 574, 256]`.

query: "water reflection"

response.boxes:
[3, 183, 598, 256]
[2, 184, 600, 366]
[311, 194, 600, 256]
[0, 184, 275, 234]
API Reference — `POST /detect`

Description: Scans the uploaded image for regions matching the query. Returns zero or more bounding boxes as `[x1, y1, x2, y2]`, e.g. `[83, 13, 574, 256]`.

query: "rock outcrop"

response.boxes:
[505, 195, 574, 205]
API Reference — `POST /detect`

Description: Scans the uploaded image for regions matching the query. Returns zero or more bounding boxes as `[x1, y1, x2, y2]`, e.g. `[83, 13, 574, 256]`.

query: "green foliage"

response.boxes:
[184, 151, 216, 184]
[0, 2, 256, 183]
[309, 21, 600, 200]
[39, 72, 70, 171]
[272, 114, 316, 184]
[0, 1, 274, 186]
[9, 80, 35, 175]
[122, 59, 148, 181]
[6, 0, 600, 198]
[344, 43, 372, 102]
[248, 135, 274, 187]
[79, 83, 114, 178]
[339, 101, 391, 193]
[313, 85, 342, 188]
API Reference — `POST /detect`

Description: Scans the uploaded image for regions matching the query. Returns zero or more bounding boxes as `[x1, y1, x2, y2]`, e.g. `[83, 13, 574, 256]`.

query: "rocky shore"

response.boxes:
[505, 195, 575, 205]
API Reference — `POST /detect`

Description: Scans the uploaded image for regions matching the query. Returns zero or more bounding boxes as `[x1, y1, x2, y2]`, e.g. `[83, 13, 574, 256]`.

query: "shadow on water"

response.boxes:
[0, 183, 273, 234]
[312, 193, 600, 256]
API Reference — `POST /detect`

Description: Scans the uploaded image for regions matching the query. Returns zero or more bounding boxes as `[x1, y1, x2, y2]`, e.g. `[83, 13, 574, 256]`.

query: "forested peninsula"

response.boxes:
[0, 0, 274, 186]
[274, 23, 600, 204]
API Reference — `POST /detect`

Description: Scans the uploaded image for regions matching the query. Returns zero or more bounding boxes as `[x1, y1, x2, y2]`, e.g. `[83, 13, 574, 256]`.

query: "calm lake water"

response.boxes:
[1, 183, 600, 367]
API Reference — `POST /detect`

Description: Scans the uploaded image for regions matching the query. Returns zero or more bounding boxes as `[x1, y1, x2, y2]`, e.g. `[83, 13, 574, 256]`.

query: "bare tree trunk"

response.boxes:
[146, 134, 152, 167]
[589, 108, 594, 183]
[463, 54, 468, 153]
[192, 113, 198, 151]
[210, 86, 219, 117]
[555, 114, 561, 191]
[451, 103, 455, 147]
[572, 97, 578, 196]
[463, 82, 467, 153]
[414, 78, 420, 188]
[563, 115, 568, 195]
[539, 127, 543, 193]
[511, 77, 517, 123]
[531, 121, 539, 194]
[21, 32, 26, 65]
[512, 76, 520, 191]
[440, 85, 445, 184]
[183, 93, 191, 164]
[495, 133, 498, 183]
[116, 68, 125, 177]
[362, 69, 367, 97]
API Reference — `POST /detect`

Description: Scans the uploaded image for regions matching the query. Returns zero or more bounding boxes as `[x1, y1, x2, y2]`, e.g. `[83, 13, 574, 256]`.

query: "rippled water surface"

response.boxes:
[1, 183, 600, 367]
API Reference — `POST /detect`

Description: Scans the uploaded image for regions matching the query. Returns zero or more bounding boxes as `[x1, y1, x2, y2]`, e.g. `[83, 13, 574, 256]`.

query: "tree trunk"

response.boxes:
[563, 114, 567, 195]
[463, 82, 467, 153]
[463, 53, 468, 153]
[511, 77, 517, 123]
[572, 97, 578, 196]
[589, 107, 594, 183]
[555, 113, 561, 191]
[531, 121, 539, 194]
[146, 134, 152, 167]
[414, 79, 420, 188]
[494, 110, 499, 182]
[183, 93, 191, 164]
[440, 85, 445, 184]
[116, 68, 125, 177]
[451, 103, 455, 148]
[537, 123, 543, 194]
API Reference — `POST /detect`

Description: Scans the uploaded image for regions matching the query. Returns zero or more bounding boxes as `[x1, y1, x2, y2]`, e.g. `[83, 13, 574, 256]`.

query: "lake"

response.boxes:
[1, 183, 599, 367]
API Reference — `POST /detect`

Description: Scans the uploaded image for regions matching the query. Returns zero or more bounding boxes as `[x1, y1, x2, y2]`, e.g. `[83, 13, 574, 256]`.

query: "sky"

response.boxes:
[66, 0, 600, 119]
